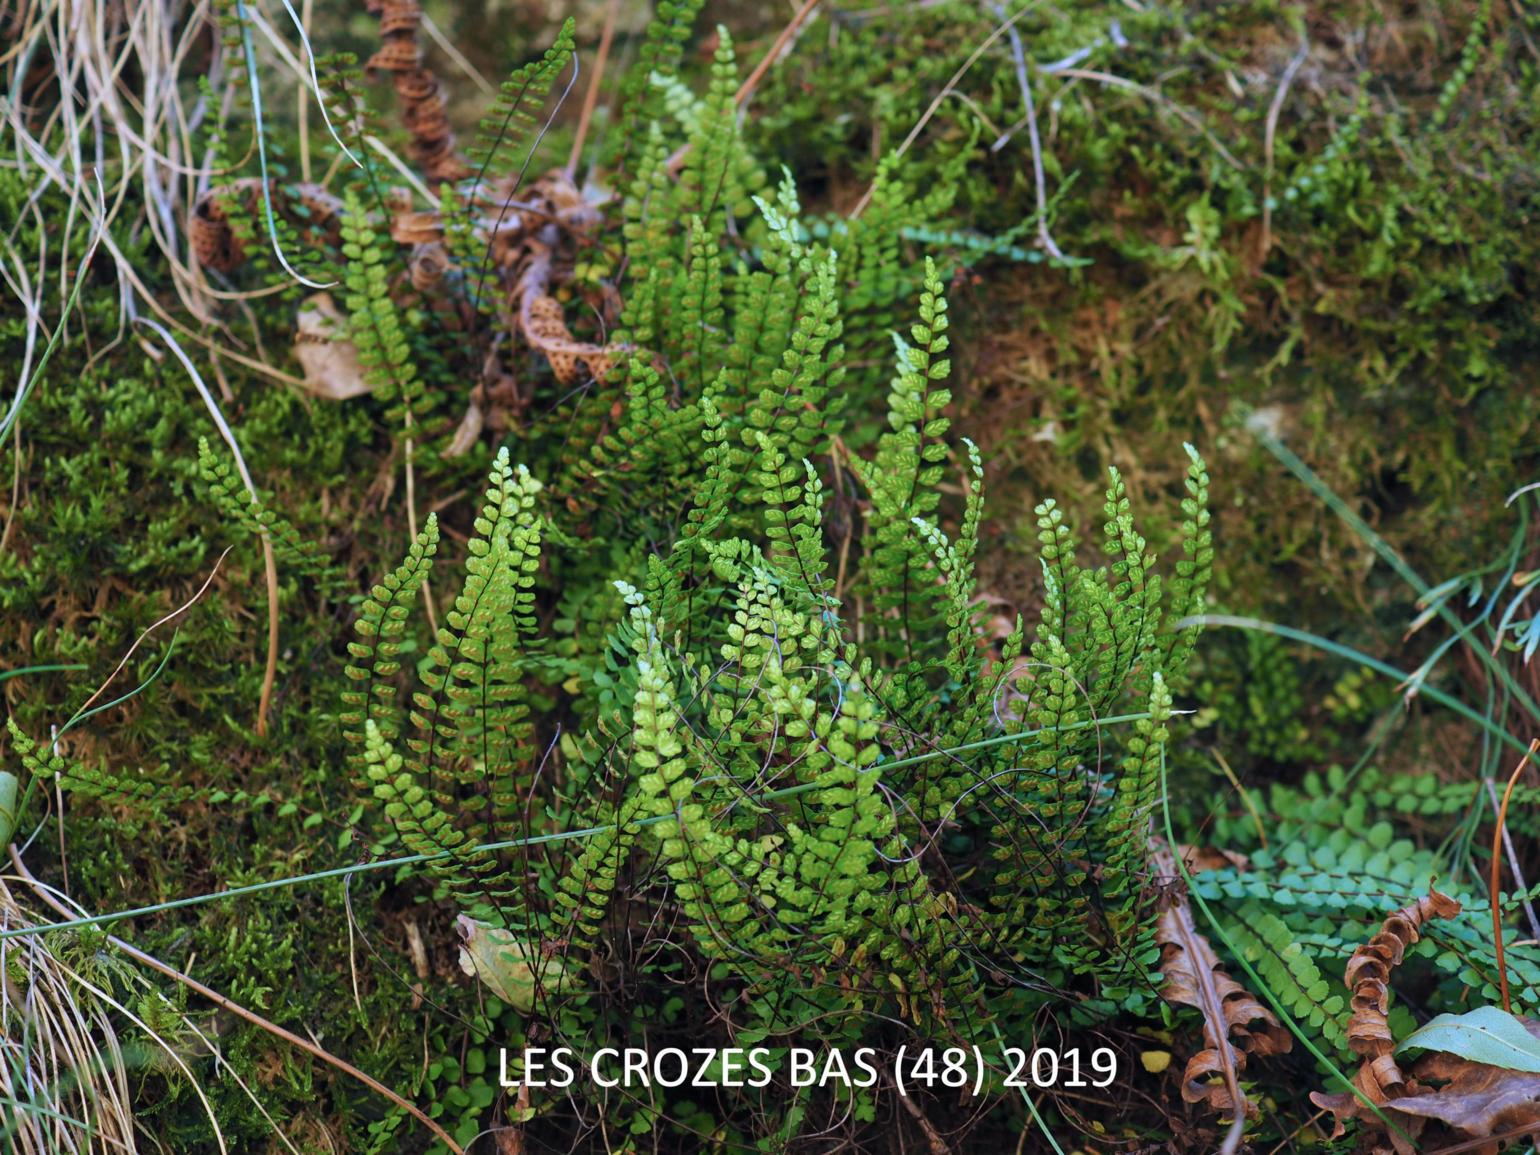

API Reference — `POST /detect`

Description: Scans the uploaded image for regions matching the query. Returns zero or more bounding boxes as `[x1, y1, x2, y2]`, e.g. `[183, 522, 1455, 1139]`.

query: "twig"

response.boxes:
[893, 1074, 953, 1154]
[989, 1, 1065, 261]
[1265, 1109, 1327, 1155]
[1490, 738, 1540, 1012]
[1425, 1120, 1540, 1155]
[419, 12, 497, 96]
[1212, 748, 1266, 848]
[1, 411, 22, 558]
[11, 847, 466, 1155]
[567, 0, 623, 180]
[735, 0, 823, 111]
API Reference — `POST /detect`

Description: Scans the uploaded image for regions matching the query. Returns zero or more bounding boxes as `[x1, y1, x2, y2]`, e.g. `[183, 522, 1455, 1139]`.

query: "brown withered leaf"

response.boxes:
[1156, 884, 1292, 1116]
[444, 397, 484, 459]
[191, 180, 343, 273]
[1395, 1034, 1540, 1136]
[292, 294, 373, 401]
[1301, 887, 1540, 1155]
[1313, 1031, 1540, 1155]
[1392, 1039, 1540, 1155]
[1343, 889, 1462, 1061]
[1311, 1054, 1423, 1155]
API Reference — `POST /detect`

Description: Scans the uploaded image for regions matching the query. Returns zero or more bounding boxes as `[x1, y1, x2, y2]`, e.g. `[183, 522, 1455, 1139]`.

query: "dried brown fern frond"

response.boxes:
[1153, 842, 1291, 1119]
[190, 180, 346, 274]
[1310, 888, 1468, 1154]
[363, 0, 468, 185]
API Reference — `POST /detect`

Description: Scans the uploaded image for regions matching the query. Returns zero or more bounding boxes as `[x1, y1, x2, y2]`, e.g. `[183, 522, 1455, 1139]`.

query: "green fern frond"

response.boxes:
[342, 516, 438, 780]
[469, 19, 576, 185]
[197, 438, 330, 576]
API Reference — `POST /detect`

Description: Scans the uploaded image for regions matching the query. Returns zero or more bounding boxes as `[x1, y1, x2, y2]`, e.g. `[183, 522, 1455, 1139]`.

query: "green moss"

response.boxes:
[753, 0, 1538, 613]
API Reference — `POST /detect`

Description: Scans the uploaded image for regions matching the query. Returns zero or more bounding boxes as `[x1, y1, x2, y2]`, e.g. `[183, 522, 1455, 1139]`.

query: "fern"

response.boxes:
[353, 374, 1210, 1044]
[341, 516, 439, 783]
[469, 19, 576, 186]
[680, 28, 746, 234]
[336, 187, 440, 465]
[618, 0, 707, 149]
[310, 8, 1224, 1133]
[5, 717, 197, 829]
[851, 257, 953, 675]
[197, 438, 329, 577]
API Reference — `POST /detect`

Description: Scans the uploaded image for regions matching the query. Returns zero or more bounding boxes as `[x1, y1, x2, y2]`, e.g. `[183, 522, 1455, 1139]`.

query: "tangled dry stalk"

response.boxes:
[1, 873, 136, 1154]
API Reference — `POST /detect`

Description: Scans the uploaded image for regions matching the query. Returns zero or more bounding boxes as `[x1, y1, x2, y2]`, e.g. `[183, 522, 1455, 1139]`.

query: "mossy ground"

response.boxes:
[2, 1, 1537, 1150]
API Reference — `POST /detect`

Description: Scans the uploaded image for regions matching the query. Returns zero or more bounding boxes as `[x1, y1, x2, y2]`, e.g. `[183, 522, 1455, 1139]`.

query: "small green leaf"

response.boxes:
[1397, 1007, 1540, 1072]
[0, 770, 17, 845]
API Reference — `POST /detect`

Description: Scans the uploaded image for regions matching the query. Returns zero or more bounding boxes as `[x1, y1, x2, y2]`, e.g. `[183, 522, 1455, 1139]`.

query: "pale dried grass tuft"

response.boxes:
[0, 874, 136, 1155]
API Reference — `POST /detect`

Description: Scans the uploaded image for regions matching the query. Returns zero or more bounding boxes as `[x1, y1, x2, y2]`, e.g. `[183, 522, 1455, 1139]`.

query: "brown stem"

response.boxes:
[11, 848, 465, 1154]
[1491, 738, 1540, 1012]
[1485, 777, 1540, 942]
[567, 0, 623, 179]
[734, 0, 822, 110]
[256, 535, 278, 736]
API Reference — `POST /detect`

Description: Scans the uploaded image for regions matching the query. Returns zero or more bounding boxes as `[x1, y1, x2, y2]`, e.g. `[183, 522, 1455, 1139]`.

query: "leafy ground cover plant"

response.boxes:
[2, 0, 1539, 1152]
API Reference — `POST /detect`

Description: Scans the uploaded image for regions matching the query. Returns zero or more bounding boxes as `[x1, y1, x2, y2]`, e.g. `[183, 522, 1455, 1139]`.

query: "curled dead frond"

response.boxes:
[1311, 888, 1464, 1152]
[191, 180, 346, 275]
[1155, 873, 1291, 1119]
[1345, 889, 1464, 1061]
[363, 0, 468, 185]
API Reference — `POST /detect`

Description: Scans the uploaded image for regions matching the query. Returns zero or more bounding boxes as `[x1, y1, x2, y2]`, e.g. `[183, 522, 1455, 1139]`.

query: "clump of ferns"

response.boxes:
[340, 253, 1214, 1084]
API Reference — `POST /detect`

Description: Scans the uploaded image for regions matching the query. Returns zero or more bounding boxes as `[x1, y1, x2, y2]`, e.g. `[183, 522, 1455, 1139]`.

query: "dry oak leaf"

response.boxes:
[292, 293, 373, 400]
[1391, 1034, 1540, 1145]
[1156, 892, 1292, 1115]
